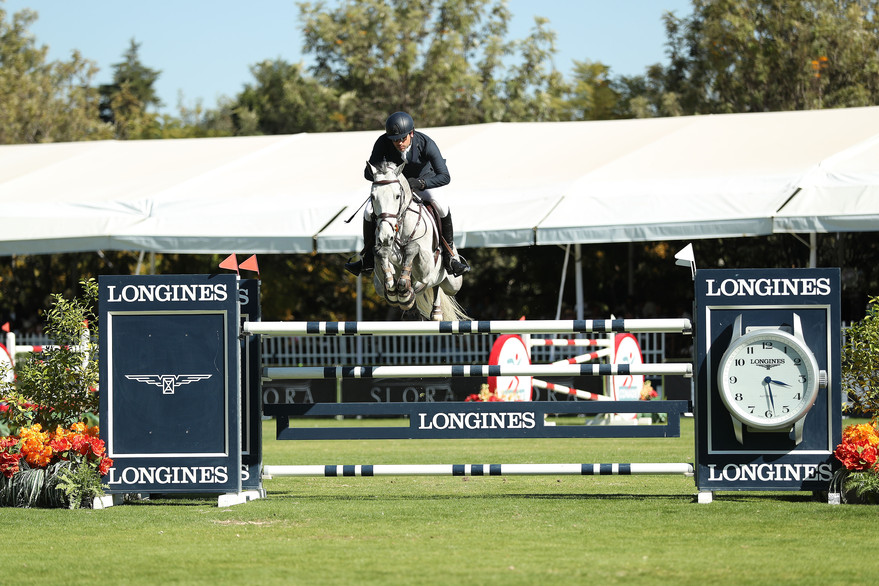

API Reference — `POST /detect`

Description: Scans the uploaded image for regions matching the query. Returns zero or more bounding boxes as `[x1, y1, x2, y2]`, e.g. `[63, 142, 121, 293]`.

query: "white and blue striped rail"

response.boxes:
[263, 463, 694, 477]
[243, 318, 692, 337]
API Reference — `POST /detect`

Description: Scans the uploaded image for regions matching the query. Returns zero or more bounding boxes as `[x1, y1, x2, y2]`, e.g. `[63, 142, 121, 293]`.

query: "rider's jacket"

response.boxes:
[364, 131, 450, 190]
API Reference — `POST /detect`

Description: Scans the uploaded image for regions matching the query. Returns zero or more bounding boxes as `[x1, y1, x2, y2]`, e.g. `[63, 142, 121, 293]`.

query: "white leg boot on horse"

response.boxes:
[440, 214, 470, 277]
[344, 218, 377, 277]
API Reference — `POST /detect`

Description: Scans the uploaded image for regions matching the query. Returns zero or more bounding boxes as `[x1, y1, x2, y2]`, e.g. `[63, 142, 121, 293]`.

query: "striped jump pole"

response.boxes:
[243, 318, 692, 337]
[549, 347, 613, 365]
[531, 378, 612, 401]
[263, 362, 693, 381]
[263, 463, 694, 477]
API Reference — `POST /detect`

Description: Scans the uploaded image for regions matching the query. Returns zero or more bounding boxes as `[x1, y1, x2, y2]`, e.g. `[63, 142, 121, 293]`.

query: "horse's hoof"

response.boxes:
[431, 310, 443, 321]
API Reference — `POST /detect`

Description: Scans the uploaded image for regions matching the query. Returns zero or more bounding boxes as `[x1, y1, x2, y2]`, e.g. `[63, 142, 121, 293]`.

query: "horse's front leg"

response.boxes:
[375, 245, 398, 303]
[395, 243, 417, 308]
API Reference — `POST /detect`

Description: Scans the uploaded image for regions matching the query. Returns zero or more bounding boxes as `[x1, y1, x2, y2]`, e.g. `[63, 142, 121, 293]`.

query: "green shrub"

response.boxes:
[843, 295, 879, 419]
[0, 279, 99, 431]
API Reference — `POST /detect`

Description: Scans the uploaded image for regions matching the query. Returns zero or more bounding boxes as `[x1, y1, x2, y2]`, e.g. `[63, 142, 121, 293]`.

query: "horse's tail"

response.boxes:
[415, 288, 470, 321]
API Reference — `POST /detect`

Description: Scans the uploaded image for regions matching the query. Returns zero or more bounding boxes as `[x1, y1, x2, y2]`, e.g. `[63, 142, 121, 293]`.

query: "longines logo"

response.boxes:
[125, 374, 212, 394]
[106, 283, 228, 303]
[705, 277, 831, 297]
[751, 358, 784, 370]
[417, 411, 536, 430]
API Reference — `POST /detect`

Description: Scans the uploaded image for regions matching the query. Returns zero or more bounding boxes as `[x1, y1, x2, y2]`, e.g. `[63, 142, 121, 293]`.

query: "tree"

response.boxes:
[235, 59, 355, 134]
[660, 0, 879, 114]
[98, 39, 162, 138]
[564, 60, 620, 121]
[296, 0, 567, 130]
[0, 6, 112, 144]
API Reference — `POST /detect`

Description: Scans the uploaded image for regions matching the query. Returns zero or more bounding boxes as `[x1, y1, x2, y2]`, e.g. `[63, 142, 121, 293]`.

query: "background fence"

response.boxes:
[259, 332, 671, 367]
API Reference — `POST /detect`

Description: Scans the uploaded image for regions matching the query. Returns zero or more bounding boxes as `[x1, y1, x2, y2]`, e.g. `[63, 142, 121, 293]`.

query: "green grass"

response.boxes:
[2, 417, 877, 585]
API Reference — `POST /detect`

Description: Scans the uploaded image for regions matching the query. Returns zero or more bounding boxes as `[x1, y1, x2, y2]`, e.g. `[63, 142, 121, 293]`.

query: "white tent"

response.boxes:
[1, 106, 878, 257]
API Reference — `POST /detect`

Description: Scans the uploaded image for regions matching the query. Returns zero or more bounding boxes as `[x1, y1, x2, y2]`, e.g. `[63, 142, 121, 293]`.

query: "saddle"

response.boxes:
[413, 195, 444, 263]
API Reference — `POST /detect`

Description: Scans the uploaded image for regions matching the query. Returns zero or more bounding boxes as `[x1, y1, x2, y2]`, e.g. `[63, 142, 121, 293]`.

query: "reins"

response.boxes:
[371, 179, 425, 249]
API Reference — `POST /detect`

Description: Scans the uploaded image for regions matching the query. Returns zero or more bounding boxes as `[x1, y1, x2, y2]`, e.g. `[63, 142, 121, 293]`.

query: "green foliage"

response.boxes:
[54, 460, 103, 509]
[660, 0, 879, 114]
[843, 295, 879, 417]
[0, 5, 113, 144]
[236, 59, 354, 134]
[1, 280, 99, 430]
[0, 461, 79, 508]
[98, 39, 163, 138]
[293, 0, 568, 130]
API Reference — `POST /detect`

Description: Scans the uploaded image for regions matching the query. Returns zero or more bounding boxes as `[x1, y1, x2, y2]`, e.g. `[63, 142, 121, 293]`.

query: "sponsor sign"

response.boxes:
[239, 279, 262, 492]
[99, 275, 241, 494]
[694, 268, 842, 492]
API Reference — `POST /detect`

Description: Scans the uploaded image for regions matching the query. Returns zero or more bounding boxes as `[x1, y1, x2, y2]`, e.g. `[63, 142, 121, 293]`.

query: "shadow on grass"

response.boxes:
[264, 490, 694, 502]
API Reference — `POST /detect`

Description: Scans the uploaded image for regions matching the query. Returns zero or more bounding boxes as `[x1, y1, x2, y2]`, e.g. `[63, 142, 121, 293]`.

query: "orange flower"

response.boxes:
[842, 423, 879, 447]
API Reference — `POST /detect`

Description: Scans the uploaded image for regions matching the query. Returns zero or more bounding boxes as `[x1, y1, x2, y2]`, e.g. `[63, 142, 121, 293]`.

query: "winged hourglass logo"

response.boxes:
[125, 374, 213, 394]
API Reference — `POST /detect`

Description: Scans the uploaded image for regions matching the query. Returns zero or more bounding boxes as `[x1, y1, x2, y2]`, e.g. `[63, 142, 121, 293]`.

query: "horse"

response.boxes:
[367, 161, 469, 321]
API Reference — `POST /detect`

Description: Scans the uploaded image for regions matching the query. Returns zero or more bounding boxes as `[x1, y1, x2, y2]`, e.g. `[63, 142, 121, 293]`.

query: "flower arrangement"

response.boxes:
[639, 381, 659, 401]
[831, 421, 879, 503]
[0, 280, 111, 508]
[0, 421, 113, 508]
[465, 384, 502, 402]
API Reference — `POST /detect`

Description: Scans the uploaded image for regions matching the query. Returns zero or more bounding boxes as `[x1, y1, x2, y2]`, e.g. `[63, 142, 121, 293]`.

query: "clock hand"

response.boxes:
[762, 376, 776, 414]
[767, 379, 790, 387]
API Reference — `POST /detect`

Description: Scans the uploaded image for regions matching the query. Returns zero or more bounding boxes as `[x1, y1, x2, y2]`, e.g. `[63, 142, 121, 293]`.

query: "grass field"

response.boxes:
[2, 417, 877, 585]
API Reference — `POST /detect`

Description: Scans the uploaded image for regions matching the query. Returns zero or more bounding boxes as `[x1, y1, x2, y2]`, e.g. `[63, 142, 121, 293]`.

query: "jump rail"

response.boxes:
[243, 318, 692, 337]
[263, 362, 693, 380]
[262, 400, 691, 440]
[264, 463, 694, 477]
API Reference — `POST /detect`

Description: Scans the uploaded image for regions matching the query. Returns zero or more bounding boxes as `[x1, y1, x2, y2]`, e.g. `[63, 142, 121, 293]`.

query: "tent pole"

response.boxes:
[575, 243, 584, 320]
[555, 244, 570, 320]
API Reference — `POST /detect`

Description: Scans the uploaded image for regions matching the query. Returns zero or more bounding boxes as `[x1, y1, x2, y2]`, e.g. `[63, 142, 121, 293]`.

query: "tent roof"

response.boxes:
[1, 106, 878, 256]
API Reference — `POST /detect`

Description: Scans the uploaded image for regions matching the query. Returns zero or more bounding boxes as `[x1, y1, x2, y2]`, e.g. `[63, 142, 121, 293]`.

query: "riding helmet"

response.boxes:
[385, 111, 415, 140]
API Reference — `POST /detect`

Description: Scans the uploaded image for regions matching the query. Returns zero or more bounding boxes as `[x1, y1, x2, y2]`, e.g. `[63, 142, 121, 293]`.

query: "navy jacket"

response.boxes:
[364, 131, 450, 190]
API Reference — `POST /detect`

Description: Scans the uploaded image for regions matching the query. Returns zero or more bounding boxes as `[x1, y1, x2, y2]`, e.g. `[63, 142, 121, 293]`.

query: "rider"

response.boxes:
[344, 111, 470, 278]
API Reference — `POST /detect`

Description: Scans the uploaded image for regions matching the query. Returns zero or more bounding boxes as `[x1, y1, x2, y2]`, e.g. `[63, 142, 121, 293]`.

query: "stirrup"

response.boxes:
[448, 255, 470, 277]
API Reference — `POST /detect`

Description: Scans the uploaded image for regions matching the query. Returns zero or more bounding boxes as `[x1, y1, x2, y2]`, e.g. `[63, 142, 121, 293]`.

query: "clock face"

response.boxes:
[717, 330, 819, 429]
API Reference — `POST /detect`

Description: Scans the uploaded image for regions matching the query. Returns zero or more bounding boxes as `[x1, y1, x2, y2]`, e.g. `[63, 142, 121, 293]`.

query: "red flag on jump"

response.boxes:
[239, 255, 259, 275]
[219, 254, 239, 274]
[1, 322, 9, 333]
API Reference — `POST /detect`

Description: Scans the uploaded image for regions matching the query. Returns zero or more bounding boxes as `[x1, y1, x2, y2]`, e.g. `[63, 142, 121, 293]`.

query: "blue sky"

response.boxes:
[4, 0, 693, 114]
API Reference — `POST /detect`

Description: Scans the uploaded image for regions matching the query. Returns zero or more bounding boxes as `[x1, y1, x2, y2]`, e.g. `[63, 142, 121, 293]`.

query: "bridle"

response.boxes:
[371, 178, 425, 248]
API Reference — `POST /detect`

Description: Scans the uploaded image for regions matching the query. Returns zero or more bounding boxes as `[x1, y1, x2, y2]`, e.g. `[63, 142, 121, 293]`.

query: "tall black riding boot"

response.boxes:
[440, 213, 470, 277]
[344, 218, 377, 276]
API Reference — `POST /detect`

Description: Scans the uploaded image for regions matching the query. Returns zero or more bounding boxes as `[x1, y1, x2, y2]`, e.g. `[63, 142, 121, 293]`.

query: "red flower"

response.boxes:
[98, 457, 114, 476]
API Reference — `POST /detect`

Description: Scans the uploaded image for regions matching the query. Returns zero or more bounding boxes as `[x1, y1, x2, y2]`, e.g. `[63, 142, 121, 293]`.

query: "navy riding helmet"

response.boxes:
[385, 111, 414, 140]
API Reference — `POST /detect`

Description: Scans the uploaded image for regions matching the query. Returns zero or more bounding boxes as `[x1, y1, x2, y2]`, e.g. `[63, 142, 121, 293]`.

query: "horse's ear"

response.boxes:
[367, 161, 378, 176]
[395, 163, 405, 176]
